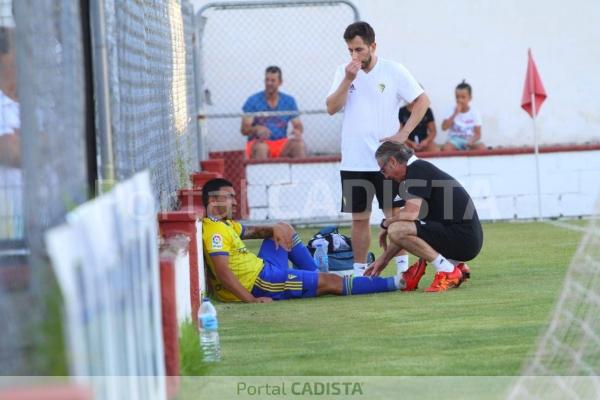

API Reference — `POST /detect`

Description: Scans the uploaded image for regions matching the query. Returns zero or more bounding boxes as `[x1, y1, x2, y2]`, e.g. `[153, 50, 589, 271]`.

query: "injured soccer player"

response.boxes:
[201, 178, 405, 303]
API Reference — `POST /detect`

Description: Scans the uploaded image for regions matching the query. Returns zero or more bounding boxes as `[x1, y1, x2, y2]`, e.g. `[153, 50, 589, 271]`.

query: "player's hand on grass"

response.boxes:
[251, 297, 273, 303]
[364, 258, 386, 277]
[273, 222, 295, 251]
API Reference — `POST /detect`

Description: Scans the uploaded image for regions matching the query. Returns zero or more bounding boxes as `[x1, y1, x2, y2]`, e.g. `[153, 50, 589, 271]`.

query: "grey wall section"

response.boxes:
[0, 0, 89, 374]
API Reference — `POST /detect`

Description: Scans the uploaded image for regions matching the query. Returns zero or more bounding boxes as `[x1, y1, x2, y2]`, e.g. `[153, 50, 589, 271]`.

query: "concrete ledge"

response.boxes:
[244, 143, 600, 165]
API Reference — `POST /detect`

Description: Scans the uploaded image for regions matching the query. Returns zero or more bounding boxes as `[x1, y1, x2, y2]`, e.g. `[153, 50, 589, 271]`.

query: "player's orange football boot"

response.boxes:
[456, 263, 471, 287]
[425, 266, 463, 292]
[401, 258, 427, 291]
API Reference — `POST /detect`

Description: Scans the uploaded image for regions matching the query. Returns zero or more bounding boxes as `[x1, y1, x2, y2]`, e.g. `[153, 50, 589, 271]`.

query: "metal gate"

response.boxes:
[194, 0, 359, 158]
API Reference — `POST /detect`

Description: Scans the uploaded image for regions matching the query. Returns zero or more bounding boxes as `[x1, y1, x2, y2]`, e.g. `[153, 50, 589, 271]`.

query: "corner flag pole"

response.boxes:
[528, 48, 543, 221]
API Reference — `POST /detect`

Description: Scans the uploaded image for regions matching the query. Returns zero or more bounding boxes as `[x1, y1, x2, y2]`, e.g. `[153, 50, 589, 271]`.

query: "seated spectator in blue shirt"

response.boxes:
[241, 66, 306, 159]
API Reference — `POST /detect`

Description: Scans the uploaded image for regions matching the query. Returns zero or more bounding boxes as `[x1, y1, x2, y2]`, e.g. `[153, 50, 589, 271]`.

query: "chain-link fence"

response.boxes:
[106, 0, 199, 211]
[196, 1, 357, 156]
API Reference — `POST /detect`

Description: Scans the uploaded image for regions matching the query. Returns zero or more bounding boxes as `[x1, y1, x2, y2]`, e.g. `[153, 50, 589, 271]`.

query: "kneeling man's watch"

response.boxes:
[380, 219, 388, 230]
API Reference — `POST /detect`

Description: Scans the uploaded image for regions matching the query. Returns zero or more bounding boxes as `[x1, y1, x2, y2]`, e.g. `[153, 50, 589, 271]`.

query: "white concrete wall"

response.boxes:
[192, 0, 600, 151]
[246, 150, 600, 222]
[174, 249, 192, 325]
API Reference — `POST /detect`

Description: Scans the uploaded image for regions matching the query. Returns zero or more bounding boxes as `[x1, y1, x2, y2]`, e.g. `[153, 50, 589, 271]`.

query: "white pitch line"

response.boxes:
[544, 219, 596, 235]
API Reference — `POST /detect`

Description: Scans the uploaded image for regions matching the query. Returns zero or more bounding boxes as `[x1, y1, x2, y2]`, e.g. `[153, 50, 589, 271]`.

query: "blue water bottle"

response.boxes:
[313, 243, 329, 272]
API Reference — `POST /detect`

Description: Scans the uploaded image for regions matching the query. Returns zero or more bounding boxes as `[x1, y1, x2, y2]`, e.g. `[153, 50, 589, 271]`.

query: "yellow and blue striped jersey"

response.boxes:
[202, 217, 264, 302]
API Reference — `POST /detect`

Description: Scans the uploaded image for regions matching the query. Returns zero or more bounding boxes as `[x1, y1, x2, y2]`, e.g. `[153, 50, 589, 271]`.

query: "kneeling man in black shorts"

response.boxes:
[365, 141, 483, 292]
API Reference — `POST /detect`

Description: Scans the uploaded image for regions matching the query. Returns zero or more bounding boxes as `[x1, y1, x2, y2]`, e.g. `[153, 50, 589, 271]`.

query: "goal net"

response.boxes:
[508, 199, 600, 399]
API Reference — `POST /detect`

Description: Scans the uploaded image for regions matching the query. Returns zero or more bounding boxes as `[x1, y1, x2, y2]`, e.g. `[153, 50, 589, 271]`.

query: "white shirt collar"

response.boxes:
[407, 155, 419, 166]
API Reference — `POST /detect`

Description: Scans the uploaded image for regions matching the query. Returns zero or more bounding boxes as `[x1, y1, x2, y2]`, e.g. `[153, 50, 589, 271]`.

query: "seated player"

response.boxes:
[201, 178, 404, 303]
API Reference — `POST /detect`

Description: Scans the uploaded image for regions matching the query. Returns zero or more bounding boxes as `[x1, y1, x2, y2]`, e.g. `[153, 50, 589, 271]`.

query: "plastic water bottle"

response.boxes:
[198, 298, 221, 362]
[313, 243, 329, 272]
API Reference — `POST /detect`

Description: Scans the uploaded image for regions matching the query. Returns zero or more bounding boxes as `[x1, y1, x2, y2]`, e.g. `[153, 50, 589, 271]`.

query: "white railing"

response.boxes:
[45, 172, 166, 400]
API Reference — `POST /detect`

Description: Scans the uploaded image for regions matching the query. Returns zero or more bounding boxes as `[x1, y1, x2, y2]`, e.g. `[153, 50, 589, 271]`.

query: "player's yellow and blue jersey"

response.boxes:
[202, 216, 264, 302]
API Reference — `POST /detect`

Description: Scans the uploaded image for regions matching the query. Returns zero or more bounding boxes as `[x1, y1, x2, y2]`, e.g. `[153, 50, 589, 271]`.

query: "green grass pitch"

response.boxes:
[181, 219, 585, 377]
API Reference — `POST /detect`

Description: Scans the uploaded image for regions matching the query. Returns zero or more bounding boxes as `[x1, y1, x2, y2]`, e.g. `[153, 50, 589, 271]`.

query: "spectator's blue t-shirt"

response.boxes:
[242, 91, 299, 141]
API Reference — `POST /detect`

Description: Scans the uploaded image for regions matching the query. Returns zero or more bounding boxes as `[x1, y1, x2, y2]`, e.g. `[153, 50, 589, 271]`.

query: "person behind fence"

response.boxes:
[326, 21, 430, 278]
[441, 80, 485, 151]
[398, 96, 438, 153]
[365, 141, 483, 292]
[201, 178, 405, 303]
[0, 26, 22, 239]
[241, 66, 306, 160]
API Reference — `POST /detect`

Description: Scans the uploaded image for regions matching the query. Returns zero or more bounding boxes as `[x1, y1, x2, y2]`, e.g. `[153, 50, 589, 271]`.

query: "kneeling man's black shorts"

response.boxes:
[415, 219, 483, 261]
[340, 170, 405, 213]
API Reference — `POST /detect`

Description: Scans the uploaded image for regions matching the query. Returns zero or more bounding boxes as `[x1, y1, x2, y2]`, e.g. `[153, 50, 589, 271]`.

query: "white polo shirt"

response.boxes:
[328, 57, 423, 171]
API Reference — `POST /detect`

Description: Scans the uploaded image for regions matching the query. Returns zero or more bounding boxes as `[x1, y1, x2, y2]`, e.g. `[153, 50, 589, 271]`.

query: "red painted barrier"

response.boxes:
[158, 210, 204, 324]
[159, 242, 182, 398]
[176, 188, 204, 214]
[190, 171, 220, 190]
[200, 158, 225, 176]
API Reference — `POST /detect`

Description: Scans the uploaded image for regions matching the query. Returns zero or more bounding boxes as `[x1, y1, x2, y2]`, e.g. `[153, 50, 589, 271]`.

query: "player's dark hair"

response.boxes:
[265, 65, 282, 80]
[202, 178, 234, 207]
[456, 79, 472, 96]
[343, 21, 375, 45]
[375, 141, 414, 165]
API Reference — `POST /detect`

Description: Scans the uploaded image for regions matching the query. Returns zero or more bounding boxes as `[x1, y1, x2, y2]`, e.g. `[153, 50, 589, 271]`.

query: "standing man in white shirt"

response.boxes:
[326, 21, 430, 281]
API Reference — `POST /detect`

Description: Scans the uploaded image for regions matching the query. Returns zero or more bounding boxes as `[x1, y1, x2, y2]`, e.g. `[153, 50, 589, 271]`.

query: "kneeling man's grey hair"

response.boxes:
[375, 141, 414, 164]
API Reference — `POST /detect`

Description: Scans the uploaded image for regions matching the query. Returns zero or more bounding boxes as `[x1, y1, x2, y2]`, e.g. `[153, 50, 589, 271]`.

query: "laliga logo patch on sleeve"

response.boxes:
[211, 234, 223, 249]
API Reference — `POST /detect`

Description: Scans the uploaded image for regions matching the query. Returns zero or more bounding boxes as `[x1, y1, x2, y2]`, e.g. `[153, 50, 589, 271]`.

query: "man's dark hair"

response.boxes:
[456, 79, 472, 96]
[343, 21, 375, 45]
[375, 141, 414, 164]
[265, 65, 282, 80]
[202, 178, 234, 207]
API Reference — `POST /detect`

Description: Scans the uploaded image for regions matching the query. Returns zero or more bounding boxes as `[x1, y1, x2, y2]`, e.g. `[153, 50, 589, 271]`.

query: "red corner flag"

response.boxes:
[521, 49, 547, 118]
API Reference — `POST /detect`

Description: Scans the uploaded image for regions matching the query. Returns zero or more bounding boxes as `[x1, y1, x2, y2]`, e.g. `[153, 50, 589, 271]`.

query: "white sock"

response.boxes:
[431, 254, 454, 273]
[448, 259, 460, 266]
[395, 255, 409, 275]
[393, 273, 406, 290]
[353, 262, 367, 277]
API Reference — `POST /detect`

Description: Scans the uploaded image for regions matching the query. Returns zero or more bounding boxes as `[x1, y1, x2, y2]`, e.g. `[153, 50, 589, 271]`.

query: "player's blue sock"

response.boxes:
[342, 275, 398, 295]
[288, 233, 317, 271]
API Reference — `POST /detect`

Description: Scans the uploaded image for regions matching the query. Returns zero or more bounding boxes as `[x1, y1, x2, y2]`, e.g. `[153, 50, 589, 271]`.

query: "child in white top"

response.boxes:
[441, 80, 485, 151]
